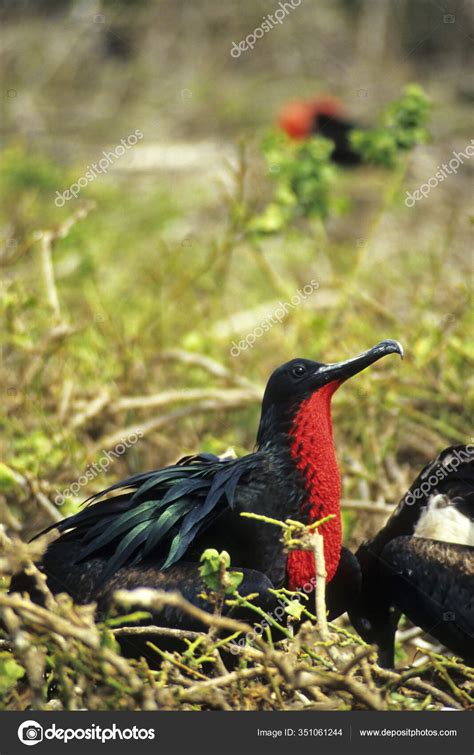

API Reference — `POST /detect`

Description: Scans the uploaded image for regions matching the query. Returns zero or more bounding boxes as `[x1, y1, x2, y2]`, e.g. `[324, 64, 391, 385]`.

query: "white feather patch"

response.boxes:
[414, 494, 474, 546]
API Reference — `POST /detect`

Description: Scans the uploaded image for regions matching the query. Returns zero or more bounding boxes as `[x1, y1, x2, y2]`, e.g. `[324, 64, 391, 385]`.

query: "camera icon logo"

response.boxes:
[18, 720, 44, 746]
[443, 611, 455, 622]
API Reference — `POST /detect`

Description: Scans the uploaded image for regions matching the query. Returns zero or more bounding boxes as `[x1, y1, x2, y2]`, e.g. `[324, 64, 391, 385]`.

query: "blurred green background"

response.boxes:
[0, 0, 472, 559]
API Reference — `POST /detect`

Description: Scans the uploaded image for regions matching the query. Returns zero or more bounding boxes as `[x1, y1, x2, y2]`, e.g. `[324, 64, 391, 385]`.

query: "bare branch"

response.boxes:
[112, 625, 204, 641]
[158, 349, 261, 391]
[114, 387, 261, 412]
[341, 498, 394, 515]
[96, 395, 258, 452]
[70, 388, 111, 430]
[114, 588, 253, 636]
[35, 202, 96, 323]
[38, 230, 61, 321]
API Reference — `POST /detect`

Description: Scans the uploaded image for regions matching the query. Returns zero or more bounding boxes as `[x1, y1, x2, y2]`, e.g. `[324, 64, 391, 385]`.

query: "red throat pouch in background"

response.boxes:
[278, 96, 346, 140]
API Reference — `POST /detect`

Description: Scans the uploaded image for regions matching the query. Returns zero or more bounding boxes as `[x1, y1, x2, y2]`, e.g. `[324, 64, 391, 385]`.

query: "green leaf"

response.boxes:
[284, 600, 305, 620]
[0, 657, 25, 695]
[225, 570, 244, 594]
[199, 549, 243, 594]
[0, 463, 22, 493]
[104, 611, 152, 628]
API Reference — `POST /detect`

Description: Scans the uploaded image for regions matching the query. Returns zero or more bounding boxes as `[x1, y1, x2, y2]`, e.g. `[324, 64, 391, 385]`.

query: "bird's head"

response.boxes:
[257, 339, 403, 590]
[278, 95, 347, 139]
[257, 339, 403, 445]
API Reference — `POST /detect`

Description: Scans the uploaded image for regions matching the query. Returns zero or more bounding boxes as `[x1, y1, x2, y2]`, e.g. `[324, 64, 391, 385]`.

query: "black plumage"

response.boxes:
[381, 537, 474, 665]
[277, 97, 362, 165]
[313, 113, 362, 165]
[37, 453, 264, 584]
[11, 341, 403, 644]
[349, 445, 474, 667]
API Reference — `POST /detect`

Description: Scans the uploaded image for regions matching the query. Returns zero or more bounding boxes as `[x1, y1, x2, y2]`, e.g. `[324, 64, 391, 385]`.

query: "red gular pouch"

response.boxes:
[287, 380, 343, 591]
[278, 96, 347, 140]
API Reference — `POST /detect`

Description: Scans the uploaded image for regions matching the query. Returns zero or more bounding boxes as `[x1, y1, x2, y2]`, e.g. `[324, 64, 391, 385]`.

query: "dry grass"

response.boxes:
[1, 528, 473, 711]
[0, 0, 472, 711]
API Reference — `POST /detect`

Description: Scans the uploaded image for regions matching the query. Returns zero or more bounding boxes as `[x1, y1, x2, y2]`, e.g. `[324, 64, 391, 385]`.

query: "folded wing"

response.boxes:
[35, 452, 262, 583]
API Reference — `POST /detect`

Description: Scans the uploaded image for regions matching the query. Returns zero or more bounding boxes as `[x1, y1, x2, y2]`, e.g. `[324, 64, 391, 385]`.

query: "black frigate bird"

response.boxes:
[349, 445, 474, 667]
[10, 341, 403, 645]
[278, 96, 362, 165]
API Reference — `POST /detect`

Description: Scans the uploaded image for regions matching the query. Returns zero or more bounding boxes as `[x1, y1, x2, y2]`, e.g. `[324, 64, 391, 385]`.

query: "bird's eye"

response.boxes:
[291, 365, 306, 378]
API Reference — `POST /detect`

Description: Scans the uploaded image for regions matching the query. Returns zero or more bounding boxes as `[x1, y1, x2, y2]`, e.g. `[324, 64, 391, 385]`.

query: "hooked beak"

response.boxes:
[317, 340, 403, 384]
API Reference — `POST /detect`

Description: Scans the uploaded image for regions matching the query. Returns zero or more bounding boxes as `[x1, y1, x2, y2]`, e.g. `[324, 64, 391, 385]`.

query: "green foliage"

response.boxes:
[0, 83, 471, 711]
[0, 657, 25, 696]
[351, 84, 431, 166]
[0, 146, 64, 195]
[199, 548, 243, 594]
[351, 128, 400, 168]
[10, 431, 65, 478]
[104, 611, 152, 628]
[385, 84, 431, 142]
[253, 86, 432, 231]
[283, 599, 306, 621]
[0, 463, 22, 494]
[252, 131, 338, 231]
